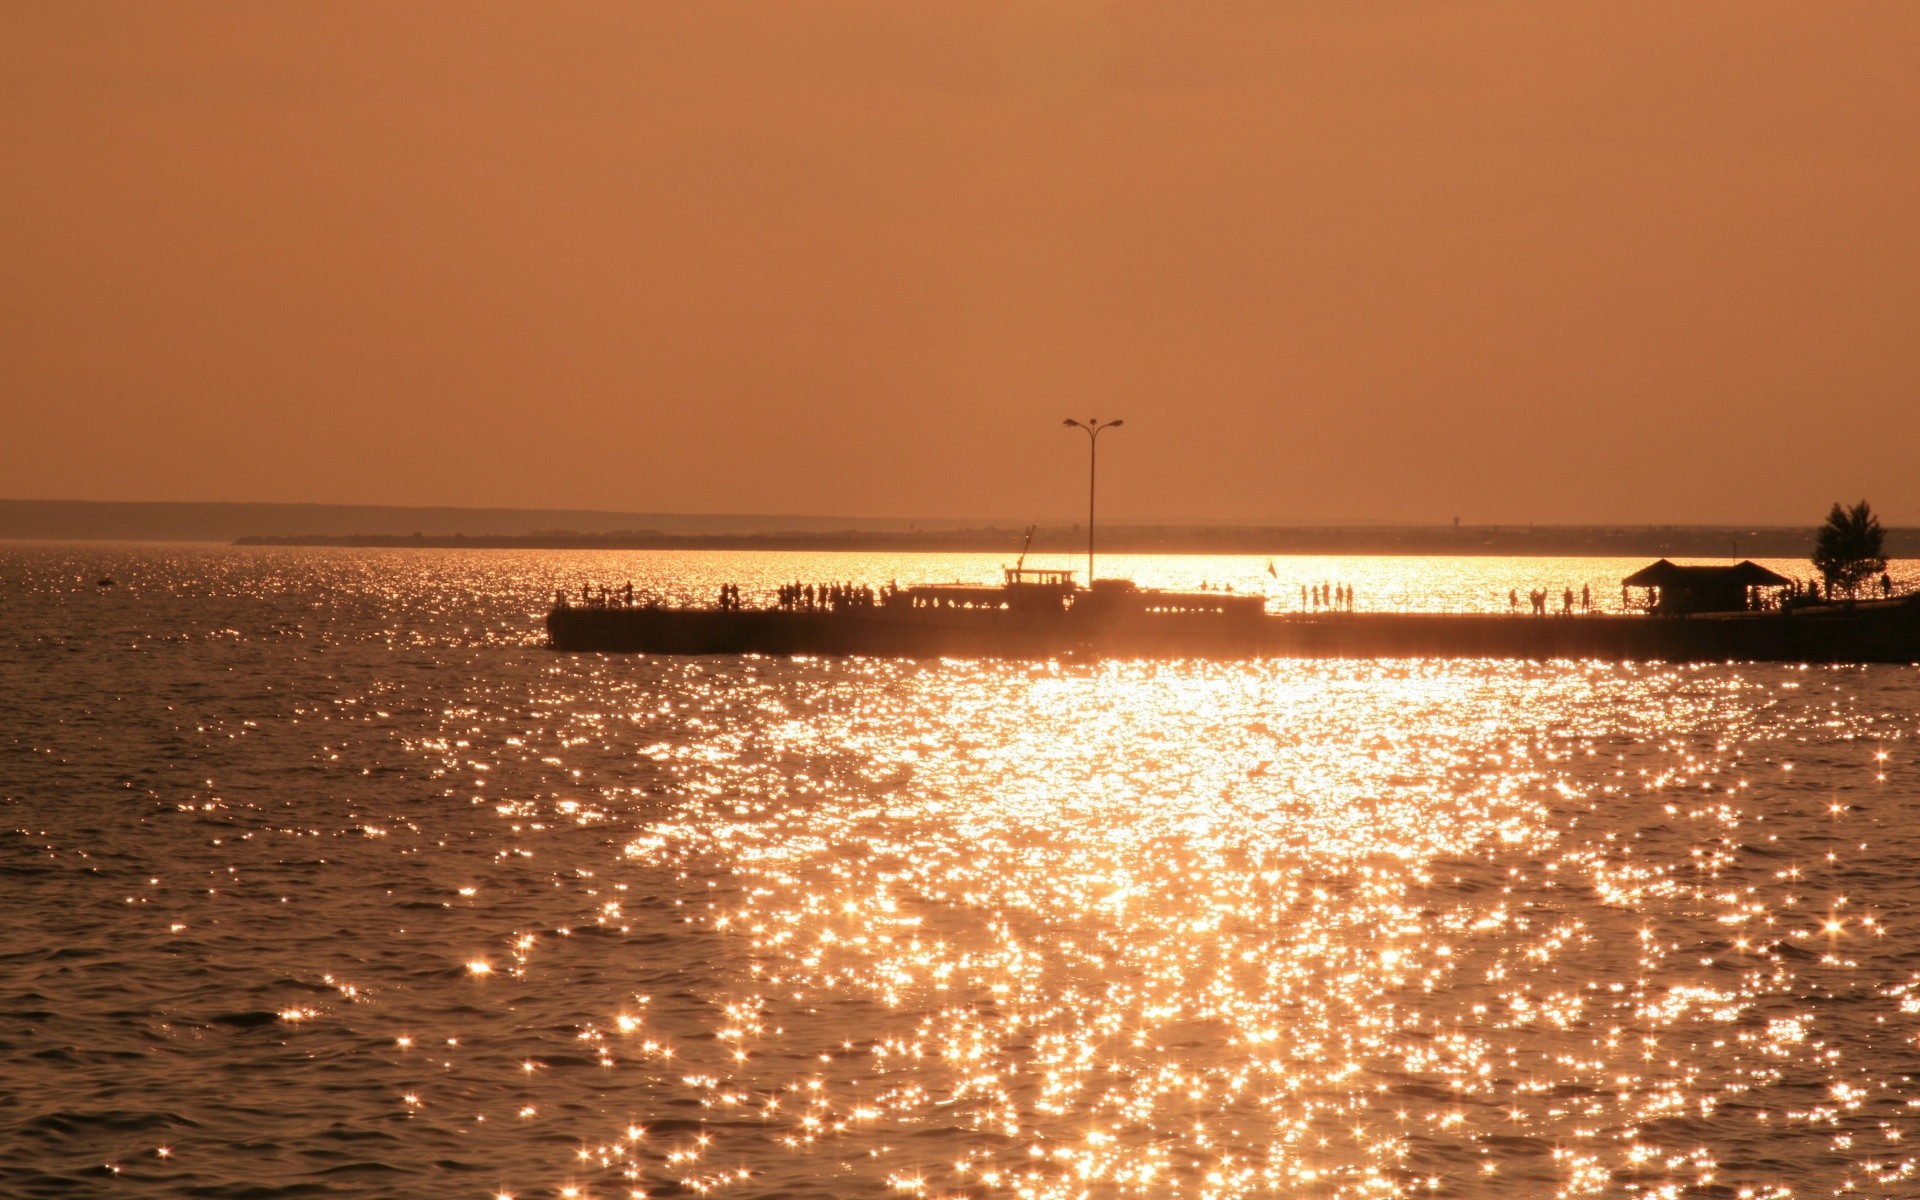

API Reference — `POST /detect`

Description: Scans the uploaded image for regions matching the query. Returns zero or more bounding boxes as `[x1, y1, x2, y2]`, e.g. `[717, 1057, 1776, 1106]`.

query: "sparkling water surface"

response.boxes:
[4, 544, 1919, 1200]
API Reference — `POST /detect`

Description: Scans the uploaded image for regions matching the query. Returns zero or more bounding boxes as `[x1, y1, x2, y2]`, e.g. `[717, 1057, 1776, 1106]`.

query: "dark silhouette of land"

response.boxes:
[6, 499, 1916, 559]
[0, 499, 932, 543]
[239, 524, 1920, 559]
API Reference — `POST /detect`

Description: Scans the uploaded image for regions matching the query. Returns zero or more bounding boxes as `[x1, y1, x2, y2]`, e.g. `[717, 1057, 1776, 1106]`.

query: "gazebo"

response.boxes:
[1621, 559, 1792, 615]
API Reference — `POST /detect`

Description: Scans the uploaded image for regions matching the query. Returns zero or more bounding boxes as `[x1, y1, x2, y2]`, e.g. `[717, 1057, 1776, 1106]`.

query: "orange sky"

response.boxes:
[4, 2, 1918, 526]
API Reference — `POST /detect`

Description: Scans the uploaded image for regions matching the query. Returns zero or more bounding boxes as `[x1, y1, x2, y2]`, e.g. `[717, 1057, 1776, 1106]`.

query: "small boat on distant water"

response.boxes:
[547, 565, 1920, 664]
[95, 576, 115, 588]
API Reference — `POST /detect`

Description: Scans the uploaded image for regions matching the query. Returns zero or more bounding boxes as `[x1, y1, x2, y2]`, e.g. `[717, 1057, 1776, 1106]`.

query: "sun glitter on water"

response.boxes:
[432, 644, 1915, 1200]
[11, 544, 1915, 1200]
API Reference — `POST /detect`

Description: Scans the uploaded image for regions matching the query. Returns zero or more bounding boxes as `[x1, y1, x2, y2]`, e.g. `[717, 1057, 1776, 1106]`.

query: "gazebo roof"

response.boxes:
[1621, 559, 1793, 588]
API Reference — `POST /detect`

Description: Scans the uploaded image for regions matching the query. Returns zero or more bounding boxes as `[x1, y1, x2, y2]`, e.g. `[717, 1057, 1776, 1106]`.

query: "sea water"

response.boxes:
[3, 543, 1919, 1199]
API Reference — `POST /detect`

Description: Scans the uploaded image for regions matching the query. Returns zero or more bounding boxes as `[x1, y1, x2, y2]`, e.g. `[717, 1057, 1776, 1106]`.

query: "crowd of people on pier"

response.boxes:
[775, 580, 896, 611]
[1510, 584, 1593, 615]
[1783, 574, 1894, 603]
[559, 570, 1903, 621]
[1500, 574, 1902, 617]
[1300, 583, 1355, 611]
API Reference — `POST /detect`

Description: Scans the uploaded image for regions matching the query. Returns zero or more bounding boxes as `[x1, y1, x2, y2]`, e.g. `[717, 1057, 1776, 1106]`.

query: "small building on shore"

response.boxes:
[1622, 559, 1792, 615]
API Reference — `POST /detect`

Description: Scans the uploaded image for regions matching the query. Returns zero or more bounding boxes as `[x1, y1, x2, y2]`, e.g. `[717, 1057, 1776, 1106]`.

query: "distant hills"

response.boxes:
[6, 498, 1914, 559]
[235, 525, 1916, 559]
[0, 499, 933, 542]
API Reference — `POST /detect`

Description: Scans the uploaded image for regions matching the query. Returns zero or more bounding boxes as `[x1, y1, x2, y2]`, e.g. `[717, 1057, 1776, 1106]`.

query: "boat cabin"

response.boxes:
[898, 566, 1079, 613]
[896, 569, 1262, 621]
[1003, 567, 1075, 589]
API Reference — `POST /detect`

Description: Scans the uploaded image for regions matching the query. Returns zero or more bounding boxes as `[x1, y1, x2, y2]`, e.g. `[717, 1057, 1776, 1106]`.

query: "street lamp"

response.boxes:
[1062, 418, 1123, 585]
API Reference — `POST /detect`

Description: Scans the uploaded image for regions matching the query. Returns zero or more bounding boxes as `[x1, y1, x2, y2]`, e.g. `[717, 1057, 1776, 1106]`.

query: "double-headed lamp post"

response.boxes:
[1062, 418, 1123, 585]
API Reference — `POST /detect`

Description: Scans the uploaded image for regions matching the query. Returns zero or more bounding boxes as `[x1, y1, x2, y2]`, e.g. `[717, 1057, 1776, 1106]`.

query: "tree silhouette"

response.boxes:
[1811, 500, 1886, 599]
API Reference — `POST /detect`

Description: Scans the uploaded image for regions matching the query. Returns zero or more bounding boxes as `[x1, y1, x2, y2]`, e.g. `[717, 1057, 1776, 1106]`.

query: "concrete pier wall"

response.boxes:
[548, 603, 1920, 664]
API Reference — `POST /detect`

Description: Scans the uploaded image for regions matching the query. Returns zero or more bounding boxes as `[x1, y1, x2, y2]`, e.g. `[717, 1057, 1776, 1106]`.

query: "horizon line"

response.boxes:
[0, 496, 1894, 532]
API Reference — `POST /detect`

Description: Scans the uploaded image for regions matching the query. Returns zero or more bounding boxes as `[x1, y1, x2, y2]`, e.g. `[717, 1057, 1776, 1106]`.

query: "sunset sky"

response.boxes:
[4, 2, 1918, 526]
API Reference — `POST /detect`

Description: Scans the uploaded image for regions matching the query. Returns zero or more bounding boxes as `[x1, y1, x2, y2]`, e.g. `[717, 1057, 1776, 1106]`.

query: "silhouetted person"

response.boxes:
[1580, 583, 1590, 612]
[1562, 587, 1574, 615]
[1509, 588, 1518, 614]
[1882, 573, 1893, 598]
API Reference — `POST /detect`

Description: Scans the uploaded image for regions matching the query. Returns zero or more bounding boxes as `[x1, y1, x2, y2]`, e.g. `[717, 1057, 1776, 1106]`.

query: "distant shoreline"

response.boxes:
[231, 525, 1918, 559]
[9, 499, 1913, 559]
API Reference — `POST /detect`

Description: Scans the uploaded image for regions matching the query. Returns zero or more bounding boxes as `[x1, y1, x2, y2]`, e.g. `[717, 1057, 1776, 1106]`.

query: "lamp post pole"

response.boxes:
[1062, 418, 1123, 585]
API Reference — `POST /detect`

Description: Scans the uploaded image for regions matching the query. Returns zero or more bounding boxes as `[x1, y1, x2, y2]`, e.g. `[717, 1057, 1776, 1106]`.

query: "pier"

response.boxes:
[547, 572, 1920, 664]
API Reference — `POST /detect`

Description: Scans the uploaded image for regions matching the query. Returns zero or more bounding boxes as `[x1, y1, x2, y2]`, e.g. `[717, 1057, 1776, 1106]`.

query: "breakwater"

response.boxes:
[549, 599, 1920, 663]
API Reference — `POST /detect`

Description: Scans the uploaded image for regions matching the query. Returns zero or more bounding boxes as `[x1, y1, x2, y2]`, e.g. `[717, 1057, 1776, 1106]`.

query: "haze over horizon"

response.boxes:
[5, 3, 1918, 527]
